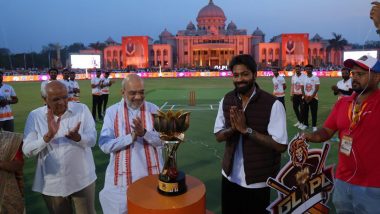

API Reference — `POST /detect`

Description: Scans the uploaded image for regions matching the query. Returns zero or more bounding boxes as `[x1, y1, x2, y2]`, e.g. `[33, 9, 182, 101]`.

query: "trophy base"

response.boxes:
[157, 171, 187, 196]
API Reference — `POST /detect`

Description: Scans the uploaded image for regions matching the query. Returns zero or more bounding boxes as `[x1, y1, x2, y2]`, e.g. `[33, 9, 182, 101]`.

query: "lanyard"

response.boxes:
[347, 101, 367, 135]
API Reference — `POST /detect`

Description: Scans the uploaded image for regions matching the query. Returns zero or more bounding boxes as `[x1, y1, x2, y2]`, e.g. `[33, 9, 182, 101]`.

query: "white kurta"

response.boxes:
[98, 99, 163, 214]
[23, 102, 97, 197]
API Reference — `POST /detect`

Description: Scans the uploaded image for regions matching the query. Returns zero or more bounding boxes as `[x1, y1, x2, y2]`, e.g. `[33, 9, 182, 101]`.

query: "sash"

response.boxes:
[113, 99, 160, 186]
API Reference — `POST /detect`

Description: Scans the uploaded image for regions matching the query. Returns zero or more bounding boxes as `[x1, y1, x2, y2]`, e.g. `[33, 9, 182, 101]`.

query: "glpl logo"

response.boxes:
[266, 135, 334, 214]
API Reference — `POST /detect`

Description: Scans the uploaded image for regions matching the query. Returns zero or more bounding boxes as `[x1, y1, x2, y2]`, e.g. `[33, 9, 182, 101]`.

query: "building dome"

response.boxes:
[160, 28, 173, 37]
[197, 0, 226, 20]
[196, 0, 226, 31]
[186, 21, 196, 31]
[252, 27, 264, 36]
[227, 21, 237, 31]
[311, 33, 323, 41]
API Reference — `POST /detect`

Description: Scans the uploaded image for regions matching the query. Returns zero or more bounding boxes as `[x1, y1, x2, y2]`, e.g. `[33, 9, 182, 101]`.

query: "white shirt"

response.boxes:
[91, 77, 103, 95]
[336, 78, 352, 95]
[60, 79, 73, 98]
[214, 90, 288, 188]
[98, 100, 163, 189]
[0, 84, 16, 121]
[302, 75, 320, 98]
[291, 73, 306, 95]
[272, 75, 286, 97]
[101, 78, 111, 95]
[23, 102, 97, 197]
[69, 80, 80, 102]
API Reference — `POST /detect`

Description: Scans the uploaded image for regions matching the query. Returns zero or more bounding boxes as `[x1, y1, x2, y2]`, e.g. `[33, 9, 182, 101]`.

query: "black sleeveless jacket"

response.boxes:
[222, 85, 282, 184]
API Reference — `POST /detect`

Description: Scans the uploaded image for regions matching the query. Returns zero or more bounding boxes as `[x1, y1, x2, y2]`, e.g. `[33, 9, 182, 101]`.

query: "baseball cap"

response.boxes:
[344, 55, 380, 73]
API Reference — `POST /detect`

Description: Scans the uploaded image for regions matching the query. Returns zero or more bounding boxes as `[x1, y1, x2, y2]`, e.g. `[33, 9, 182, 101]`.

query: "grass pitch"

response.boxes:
[10, 76, 340, 214]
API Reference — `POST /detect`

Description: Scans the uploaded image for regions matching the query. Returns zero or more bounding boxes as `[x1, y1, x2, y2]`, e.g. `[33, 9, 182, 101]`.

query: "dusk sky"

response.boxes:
[0, 0, 378, 53]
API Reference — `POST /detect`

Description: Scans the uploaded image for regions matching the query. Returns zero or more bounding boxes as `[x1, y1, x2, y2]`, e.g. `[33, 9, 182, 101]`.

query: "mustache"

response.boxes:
[352, 80, 359, 85]
[235, 81, 249, 85]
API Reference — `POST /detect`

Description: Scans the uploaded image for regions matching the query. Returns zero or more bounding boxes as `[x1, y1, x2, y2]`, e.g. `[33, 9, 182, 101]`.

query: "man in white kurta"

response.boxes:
[23, 81, 97, 214]
[98, 74, 163, 214]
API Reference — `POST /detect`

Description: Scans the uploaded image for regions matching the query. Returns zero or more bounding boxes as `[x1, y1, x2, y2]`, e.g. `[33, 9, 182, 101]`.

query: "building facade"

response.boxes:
[102, 0, 344, 70]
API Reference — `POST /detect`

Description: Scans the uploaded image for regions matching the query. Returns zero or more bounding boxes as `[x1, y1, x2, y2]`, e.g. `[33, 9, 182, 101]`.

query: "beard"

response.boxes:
[234, 80, 254, 94]
[352, 81, 367, 94]
[126, 99, 143, 110]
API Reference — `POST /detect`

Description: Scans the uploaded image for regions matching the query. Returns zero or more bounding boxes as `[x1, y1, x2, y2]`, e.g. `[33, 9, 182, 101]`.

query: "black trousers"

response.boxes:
[302, 98, 318, 127]
[292, 94, 303, 123]
[101, 94, 109, 115]
[92, 95, 103, 120]
[0, 119, 14, 132]
[222, 176, 270, 214]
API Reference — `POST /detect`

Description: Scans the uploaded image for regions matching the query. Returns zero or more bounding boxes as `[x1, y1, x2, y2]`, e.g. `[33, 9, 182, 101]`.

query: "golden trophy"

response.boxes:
[153, 110, 190, 196]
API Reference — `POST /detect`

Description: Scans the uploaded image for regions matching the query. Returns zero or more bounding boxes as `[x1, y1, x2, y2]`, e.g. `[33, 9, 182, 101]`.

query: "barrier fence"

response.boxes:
[2, 70, 343, 82]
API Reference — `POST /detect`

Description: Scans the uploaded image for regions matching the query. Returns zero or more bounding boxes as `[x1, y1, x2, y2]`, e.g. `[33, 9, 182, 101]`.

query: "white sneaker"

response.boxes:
[313, 127, 317, 132]
[299, 124, 307, 130]
[293, 122, 301, 127]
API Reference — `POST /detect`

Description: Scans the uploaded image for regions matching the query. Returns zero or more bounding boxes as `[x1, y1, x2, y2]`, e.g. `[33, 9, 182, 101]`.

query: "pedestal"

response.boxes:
[127, 175, 207, 214]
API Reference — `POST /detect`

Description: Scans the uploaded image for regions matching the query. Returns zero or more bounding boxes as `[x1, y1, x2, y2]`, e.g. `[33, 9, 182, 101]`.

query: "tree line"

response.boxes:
[0, 42, 107, 70]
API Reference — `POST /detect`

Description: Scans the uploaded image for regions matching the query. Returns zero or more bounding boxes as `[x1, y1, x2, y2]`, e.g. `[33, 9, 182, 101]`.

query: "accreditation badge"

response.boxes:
[340, 135, 353, 156]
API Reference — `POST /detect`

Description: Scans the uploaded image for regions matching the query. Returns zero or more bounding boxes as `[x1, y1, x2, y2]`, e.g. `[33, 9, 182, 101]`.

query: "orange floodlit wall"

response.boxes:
[122, 36, 149, 69]
[281, 34, 309, 67]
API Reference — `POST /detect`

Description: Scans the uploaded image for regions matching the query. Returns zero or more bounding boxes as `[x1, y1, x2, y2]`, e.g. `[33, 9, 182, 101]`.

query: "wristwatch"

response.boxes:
[245, 127, 253, 136]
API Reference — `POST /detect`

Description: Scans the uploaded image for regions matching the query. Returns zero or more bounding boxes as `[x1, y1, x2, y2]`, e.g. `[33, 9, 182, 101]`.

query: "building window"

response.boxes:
[184, 51, 188, 55]
[239, 51, 243, 55]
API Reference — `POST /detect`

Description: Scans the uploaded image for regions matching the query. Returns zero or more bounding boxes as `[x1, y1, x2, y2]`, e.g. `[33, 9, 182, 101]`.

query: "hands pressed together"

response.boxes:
[229, 106, 247, 134]
[131, 117, 146, 141]
[44, 109, 81, 142]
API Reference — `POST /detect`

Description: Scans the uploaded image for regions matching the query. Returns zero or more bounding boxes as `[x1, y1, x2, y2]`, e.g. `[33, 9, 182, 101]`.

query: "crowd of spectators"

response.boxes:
[0, 64, 346, 76]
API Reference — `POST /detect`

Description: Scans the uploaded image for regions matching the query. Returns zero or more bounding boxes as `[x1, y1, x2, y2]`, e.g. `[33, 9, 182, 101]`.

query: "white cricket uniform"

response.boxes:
[91, 77, 103, 95]
[302, 75, 320, 98]
[336, 78, 352, 97]
[291, 73, 306, 95]
[101, 78, 111, 95]
[69, 80, 80, 102]
[272, 75, 286, 97]
[0, 84, 16, 121]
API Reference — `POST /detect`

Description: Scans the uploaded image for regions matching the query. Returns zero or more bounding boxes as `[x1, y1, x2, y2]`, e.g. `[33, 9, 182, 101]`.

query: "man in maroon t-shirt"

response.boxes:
[302, 55, 380, 213]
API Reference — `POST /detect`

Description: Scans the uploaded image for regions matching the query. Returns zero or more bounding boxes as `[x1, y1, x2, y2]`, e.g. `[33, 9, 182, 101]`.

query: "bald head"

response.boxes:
[44, 81, 69, 116]
[45, 81, 67, 96]
[122, 74, 144, 91]
[122, 74, 145, 109]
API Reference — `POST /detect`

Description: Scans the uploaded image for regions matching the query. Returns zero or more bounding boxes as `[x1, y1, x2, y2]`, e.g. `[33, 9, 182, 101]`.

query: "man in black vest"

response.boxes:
[214, 54, 288, 214]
